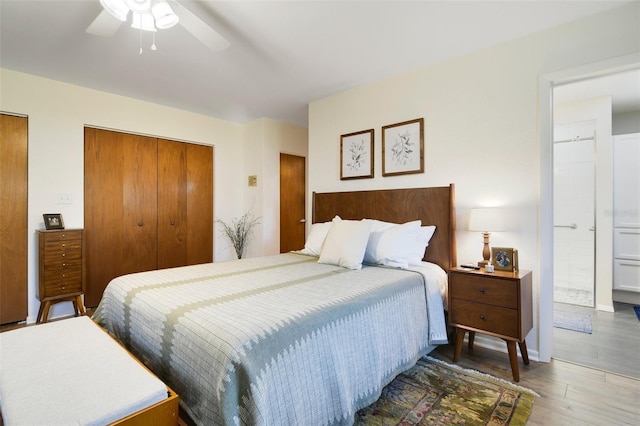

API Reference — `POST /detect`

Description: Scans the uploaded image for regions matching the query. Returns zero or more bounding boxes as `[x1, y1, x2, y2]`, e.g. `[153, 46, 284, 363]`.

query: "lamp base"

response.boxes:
[478, 260, 489, 268]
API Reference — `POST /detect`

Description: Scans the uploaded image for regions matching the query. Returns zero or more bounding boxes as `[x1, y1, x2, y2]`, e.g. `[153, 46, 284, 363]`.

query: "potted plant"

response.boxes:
[217, 211, 260, 259]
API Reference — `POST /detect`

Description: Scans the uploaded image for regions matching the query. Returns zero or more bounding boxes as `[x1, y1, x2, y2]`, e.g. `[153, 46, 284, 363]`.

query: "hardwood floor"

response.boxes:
[431, 303, 640, 426]
[553, 301, 640, 378]
[2, 311, 639, 425]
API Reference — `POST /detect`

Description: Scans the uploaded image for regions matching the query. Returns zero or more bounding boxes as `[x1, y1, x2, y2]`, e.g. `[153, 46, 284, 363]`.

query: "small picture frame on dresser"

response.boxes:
[43, 213, 64, 230]
[491, 247, 516, 272]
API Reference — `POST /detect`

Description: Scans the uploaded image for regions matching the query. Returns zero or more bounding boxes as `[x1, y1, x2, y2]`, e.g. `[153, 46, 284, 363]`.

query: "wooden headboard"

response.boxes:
[312, 184, 457, 271]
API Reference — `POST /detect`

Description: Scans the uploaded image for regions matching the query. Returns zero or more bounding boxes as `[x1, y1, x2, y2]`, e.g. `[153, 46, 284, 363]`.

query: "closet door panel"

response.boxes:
[85, 127, 125, 307]
[0, 114, 28, 324]
[157, 139, 187, 269]
[186, 143, 213, 265]
[121, 134, 158, 275]
[85, 129, 157, 307]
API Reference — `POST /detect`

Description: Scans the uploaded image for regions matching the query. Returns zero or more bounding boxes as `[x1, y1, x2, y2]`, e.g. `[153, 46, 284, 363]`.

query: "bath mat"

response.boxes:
[634, 306, 640, 322]
[553, 310, 592, 334]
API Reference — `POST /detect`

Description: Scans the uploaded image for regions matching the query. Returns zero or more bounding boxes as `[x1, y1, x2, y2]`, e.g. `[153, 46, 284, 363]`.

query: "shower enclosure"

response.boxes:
[553, 121, 596, 307]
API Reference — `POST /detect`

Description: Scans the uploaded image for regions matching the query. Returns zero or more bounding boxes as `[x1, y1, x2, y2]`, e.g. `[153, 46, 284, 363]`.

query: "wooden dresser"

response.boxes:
[37, 229, 86, 323]
[448, 267, 533, 381]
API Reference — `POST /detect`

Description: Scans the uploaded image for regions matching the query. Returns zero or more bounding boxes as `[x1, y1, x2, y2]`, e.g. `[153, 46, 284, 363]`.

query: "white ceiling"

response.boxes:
[0, 0, 635, 127]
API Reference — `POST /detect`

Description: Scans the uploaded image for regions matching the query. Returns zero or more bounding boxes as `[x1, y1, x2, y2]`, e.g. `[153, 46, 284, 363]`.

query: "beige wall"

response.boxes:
[308, 3, 640, 361]
[0, 68, 307, 322]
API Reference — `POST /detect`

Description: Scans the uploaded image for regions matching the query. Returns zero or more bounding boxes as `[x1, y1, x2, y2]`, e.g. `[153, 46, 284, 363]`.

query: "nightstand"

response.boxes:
[448, 267, 533, 381]
[37, 229, 86, 323]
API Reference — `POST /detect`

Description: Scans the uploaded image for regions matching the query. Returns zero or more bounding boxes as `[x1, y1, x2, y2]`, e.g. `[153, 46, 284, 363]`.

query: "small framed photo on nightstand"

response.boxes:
[43, 213, 65, 230]
[491, 247, 518, 272]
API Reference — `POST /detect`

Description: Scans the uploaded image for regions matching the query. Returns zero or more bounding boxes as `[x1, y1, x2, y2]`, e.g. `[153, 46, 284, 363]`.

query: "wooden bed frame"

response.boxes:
[312, 184, 457, 271]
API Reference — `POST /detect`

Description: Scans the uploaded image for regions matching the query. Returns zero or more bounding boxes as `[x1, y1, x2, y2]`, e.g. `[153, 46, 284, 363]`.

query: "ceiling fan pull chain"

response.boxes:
[151, 31, 157, 51]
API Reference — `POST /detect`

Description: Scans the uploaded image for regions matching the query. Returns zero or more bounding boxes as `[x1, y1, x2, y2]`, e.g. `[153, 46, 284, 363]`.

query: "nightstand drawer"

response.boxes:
[450, 299, 518, 338]
[449, 272, 518, 309]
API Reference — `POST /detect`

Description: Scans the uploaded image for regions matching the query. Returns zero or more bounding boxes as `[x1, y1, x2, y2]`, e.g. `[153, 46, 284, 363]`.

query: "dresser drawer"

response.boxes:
[449, 272, 518, 309]
[450, 299, 518, 338]
[43, 258, 82, 272]
[44, 279, 83, 298]
[43, 239, 82, 255]
[42, 230, 82, 243]
[43, 267, 82, 284]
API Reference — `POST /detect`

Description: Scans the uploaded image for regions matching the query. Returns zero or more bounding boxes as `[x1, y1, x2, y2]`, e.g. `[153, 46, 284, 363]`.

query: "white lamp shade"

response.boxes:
[469, 208, 506, 232]
[100, 0, 129, 21]
[131, 12, 156, 31]
[152, 1, 179, 29]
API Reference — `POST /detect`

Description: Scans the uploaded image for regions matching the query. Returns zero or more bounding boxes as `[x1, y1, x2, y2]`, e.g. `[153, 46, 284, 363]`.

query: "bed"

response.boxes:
[93, 185, 457, 426]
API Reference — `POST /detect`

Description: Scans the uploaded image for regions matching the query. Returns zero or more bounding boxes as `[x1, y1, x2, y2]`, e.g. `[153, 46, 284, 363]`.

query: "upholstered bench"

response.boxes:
[0, 316, 178, 425]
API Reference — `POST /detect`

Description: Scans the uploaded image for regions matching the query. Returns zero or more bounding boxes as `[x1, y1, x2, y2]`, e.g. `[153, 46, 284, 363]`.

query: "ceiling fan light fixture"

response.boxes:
[152, 1, 179, 29]
[124, 0, 152, 13]
[131, 12, 157, 32]
[100, 0, 129, 22]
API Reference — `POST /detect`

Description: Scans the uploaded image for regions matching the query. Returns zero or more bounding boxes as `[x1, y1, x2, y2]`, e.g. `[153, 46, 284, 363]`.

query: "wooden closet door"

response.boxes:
[157, 139, 188, 269]
[186, 143, 213, 265]
[157, 140, 213, 268]
[0, 114, 28, 324]
[84, 128, 158, 307]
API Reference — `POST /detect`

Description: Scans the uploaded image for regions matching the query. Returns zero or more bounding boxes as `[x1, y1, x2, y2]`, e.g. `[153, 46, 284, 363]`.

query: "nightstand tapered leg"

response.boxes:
[453, 328, 465, 362]
[518, 340, 529, 365]
[506, 340, 520, 382]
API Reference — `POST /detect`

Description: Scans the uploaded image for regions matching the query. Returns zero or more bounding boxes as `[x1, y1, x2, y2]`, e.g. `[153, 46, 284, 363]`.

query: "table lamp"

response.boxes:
[469, 208, 505, 267]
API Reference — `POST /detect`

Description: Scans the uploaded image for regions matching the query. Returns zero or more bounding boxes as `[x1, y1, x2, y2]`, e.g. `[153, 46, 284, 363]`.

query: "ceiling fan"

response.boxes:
[86, 0, 230, 52]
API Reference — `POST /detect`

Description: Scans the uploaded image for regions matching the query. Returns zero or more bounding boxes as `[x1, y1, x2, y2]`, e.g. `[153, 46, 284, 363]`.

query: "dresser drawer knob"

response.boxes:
[479, 288, 485, 293]
[138, 221, 144, 227]
[62, 253, 66, 257]
[62, 243, 66, 247]
[480, 315, 486, 320]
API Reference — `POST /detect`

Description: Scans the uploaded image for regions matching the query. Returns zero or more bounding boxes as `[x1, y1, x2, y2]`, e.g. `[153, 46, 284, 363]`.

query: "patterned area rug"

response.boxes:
[553, 310, 593, 334]
[355, 356, 537, 425]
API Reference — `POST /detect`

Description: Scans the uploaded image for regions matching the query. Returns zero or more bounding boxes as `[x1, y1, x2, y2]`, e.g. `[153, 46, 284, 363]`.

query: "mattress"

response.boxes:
[0, 316, 168, 425]
[93, 252, 447, 425]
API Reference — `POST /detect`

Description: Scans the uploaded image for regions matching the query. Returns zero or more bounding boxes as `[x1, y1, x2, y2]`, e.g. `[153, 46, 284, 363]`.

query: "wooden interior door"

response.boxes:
[157, 139, 188, 269]
[185, 143, 213, 265]
[84, 128, 158, 307]
[280, 153, 306, 253]
[0, 114, 28, 324]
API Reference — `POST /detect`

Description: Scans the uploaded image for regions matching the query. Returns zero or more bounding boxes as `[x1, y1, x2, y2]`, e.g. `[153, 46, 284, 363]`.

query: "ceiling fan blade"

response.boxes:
[86, 9, 124, 37]
[171, 1, 230, 52]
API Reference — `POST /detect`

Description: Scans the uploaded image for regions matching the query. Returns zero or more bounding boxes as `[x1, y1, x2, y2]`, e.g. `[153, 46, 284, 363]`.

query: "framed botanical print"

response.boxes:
[340, 129, 374, 180]
[382, 118, 424, 176]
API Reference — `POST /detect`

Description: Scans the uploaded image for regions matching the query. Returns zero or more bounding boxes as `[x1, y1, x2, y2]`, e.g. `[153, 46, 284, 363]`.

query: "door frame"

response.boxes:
[538, 52, 640, 362]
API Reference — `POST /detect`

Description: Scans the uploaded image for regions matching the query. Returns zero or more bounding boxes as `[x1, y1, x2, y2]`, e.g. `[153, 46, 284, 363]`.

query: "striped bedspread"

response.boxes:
[93, 253, 447, 426]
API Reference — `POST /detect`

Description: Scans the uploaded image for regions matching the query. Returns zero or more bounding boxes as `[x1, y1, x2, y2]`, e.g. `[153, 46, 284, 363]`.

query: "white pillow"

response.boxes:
[297, 216, 340, 256]
[406, 225, 437, 265]
[364, 220, 421, 268]
[318, 219, 372, 270]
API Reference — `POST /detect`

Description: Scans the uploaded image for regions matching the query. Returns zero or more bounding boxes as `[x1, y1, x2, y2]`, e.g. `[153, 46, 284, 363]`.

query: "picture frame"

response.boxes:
[382, 118, 424, 176]
[340, 129, 374, 180]
[43, 213, 65, 230]
[491, 247, 516, 272]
